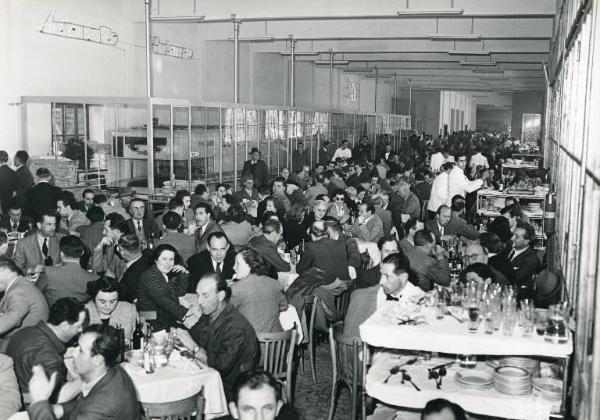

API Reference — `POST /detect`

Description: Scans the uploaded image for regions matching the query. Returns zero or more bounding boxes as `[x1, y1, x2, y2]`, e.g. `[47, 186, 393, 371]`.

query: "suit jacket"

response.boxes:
[241, 159, 269, 188]
[403, 246, 451, 291]
[343, 285, 379, 337]
[119, 249, 154, 303]
[186, 249, 236, 293]
[77, 221, 105, 254]
[13, 232, 63, 270]
[0, 278, 49, 351]
[155, 230, 197, 262]
[0, 164, 16, 213]
[85, 300, 137, 341]
[126, 217, 160, 242]
[27, 365, 141, 420]
[444, 213, 480, 240]
[62, 209, 90, 233]
[425, 219, 445, 245]
[92, 243, 127, 280]
[0, 215, 32, 233]
[0, 354, 21, 420]
[233, 188, 259, 204]
[349, 214, 384, 243]
[488, 254, 515, 286]
[375, 206, 393, 236]
[137, 264, 189, 331]
[510, 247, 541, 300]
[195, 220, 224, 253]
[36, 261, 97, 307]
[24, 182, 62, 218]
[297, 238, 350, 281]
[15, 165, 35, 200]
[248, 235, 290, 276]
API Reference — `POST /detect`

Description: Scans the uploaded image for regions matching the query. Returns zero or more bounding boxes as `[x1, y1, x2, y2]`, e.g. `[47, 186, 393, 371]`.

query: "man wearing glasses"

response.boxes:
[463, 244, 511, 287]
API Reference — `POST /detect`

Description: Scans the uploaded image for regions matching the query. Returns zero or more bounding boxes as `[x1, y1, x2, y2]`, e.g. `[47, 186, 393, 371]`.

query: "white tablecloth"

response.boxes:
[367, 353, 555, 420]
[122, 352, 228, 419]
[359, 306, 573, 358]
[357, 240, 380, 266]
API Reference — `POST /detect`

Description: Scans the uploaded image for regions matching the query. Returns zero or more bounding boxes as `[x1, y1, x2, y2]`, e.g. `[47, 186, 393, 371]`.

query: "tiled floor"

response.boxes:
[294, 341, 353, 419]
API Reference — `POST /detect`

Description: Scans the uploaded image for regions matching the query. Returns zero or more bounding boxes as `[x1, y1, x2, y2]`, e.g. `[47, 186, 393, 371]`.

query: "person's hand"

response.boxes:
[194, 347, 208, 364]
[171, 265, 189, 274]
[183, 314, 200, 329]
[28, 365, 57, 403]
[97, 236, 113, 249]
[174, 328, 197, 349]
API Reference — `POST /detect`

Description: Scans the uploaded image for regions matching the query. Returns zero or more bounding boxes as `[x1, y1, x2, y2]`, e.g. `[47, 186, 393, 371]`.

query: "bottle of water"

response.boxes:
[143, 340, 155, 374]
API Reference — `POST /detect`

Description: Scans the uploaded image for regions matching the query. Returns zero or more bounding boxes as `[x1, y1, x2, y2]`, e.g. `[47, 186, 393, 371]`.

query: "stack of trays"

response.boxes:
[532, 377, 562, 410]
[500, 357, 540, 376]
[526, 203, 542, 214]
[455, 369, 494, 389]
[494, 366, 532, 395]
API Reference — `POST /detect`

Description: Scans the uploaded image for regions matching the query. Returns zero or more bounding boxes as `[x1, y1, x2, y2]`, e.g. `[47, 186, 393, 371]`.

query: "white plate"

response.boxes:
[532, 378, 563, 400]
[455, 370, 494, 387]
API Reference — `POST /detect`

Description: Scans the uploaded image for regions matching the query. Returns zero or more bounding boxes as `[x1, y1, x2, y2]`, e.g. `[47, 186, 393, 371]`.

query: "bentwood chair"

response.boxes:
[142, 385, 204, 420]
[334, 289, 352, 321]
[256, 330, 298, 403]
[327, 322, 365, 420]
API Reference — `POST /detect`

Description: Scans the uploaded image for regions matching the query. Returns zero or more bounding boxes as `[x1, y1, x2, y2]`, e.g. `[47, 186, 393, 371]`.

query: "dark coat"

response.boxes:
[241, 159, 269, 189]
[0, 165, 16, 213]
[0, 214, 32, 232]
[186, 249, 236, 293]
[15, 165, 35, 199]
[297, 238, 350, 281]
[248, 235, 290, 276]
[510, 247, 541, 300]
[24, 182, 62, 218]
[488, 254, 516, 286]
[190, 303, 258, 399]
[27, 365, 141, 420]
[119, 249, 154, 303]
[194, 220, 224, 253]
[125, 217, 160, 240]
[136, 264, 188, 331]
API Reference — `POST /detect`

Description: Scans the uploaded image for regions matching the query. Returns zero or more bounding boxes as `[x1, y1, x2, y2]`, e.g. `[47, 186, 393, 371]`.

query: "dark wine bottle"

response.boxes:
[132, 320, 145, 350]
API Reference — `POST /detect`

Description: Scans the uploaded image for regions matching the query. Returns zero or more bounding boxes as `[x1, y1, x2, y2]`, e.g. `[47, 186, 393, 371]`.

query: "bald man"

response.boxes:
[462, 244, 511, 286]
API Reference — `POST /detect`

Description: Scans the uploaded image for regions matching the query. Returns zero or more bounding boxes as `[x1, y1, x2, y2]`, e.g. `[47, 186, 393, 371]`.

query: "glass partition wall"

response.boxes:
[19, 96, 410, 196]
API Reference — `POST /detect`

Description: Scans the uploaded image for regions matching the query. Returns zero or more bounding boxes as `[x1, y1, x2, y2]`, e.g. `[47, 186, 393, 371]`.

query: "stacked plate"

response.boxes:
[455, 369, 494, 389]
[527, 203, 542, 213]
[500, 357, 540, 376]
[494, 366, 532, 395]
[532, 378, 563, 401]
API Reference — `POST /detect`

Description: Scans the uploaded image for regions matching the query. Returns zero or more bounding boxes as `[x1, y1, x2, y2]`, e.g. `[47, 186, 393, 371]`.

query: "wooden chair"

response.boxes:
[421, 199, 429, 220]
[306, 295, 319, 384]
[327, 322, 364, 420]
[256, 330, 298, 403]
[334, 289, 352, 321]
[142, 386, 204, 420]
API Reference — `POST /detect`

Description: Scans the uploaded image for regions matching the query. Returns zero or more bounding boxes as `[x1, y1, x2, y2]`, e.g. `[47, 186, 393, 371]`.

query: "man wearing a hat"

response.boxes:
[241, 148, 269, 189]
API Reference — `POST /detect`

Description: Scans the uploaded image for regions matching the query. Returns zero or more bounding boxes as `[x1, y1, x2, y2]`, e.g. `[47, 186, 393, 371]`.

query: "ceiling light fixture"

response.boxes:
[314, 60, 349, 65]
[429, 34, 481, 40]
[228, 36, 275, 42]
[396, 8, 464, 15]
[448, 50, 491, 55]
[460, 61, 498, 66]
[280, 51, 320, 56]
[344, 68, 375, 73]
[472, 69, 504, 73]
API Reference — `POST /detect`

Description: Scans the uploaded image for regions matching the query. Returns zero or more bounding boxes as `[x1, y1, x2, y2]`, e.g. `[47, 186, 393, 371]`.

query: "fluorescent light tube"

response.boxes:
[448, 50, 491, 55]
[430, 34, 481, 40]
[280, 51, 320, 56]
[397, 8, 463, 15]
[460, 61, 497, 66]
[314, 60, 349, 65]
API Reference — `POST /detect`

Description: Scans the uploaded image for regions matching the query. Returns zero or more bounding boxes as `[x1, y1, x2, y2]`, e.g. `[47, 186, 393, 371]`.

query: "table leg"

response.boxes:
[560, 356, 570, 416]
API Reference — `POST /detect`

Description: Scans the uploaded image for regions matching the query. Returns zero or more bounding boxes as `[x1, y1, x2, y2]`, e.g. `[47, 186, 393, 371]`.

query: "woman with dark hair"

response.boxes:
[85, 275, 137, 341]
[257, 196, 286, 225]
[136, 244, 195, 331]
[214, 194, 235, 223]
[175, 189, 194, 226]
[220, 204, 253, 249]
[283, 204, 310, 249]
[230, 248, 288, 333]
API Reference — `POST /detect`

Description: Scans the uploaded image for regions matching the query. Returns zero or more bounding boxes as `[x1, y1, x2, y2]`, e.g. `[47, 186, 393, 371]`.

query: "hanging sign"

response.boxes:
[152, 36, 194, 60]
[40, 13, 118, 45]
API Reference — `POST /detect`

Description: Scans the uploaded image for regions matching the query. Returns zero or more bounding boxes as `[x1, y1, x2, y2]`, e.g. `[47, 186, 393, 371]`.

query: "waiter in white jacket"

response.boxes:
[427, 162, 454, 219]
[447, 155, 487, 205]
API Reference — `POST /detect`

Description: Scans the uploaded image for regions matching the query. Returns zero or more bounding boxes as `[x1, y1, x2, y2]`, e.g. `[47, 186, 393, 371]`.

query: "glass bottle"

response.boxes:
[132, 320, 145, 350]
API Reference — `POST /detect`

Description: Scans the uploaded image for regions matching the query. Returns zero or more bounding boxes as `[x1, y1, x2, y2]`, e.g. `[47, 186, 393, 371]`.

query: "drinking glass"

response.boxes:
[483, 312, 495, 334]
[535, 310, 549, 336]
[502, 311, 517, 336]
[466, 299, 482, 333]
[451, 284, 462, 307]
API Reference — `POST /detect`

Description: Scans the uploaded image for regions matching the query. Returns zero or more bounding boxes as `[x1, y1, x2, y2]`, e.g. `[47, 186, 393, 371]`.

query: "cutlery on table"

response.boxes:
[382, 357, 418, 383]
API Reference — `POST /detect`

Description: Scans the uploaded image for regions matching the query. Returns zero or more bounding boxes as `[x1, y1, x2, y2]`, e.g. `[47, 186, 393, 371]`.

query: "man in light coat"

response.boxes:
[427, 162, 454, 219]
[447, 155, 486, 205]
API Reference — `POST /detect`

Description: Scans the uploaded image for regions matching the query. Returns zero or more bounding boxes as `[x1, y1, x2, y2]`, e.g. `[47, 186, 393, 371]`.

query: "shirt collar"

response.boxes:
[81, 371, 107, 397]
[126, 254, 142, 269]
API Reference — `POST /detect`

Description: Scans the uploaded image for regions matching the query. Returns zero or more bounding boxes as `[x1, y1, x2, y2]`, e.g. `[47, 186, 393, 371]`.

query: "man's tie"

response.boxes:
[386, 294, 399, 301]
[215, 262, 222, 277]
[12, 223, 17, 231]
[508, 249, 516, 261]
[42, 238, 52, 266]
[137, 221, 143, 234]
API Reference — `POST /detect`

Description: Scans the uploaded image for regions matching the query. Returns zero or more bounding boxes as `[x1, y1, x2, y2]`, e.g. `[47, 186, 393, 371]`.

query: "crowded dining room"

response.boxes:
[0, 0, 599, 419]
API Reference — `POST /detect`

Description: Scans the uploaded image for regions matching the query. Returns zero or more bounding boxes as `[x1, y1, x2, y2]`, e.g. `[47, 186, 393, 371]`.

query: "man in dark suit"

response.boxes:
[463, 243, 512, 287]
[0, 257, 49, 351]
[36, 235, 97, 307]
[77, 188, 96, 213]
[187, 231, 235, 293]
[248, 219, 290, 277]
[241, 147, 269, 189]
[118, 234, 153, 303]
[24, 167, 62, 219]
[27, 325, 141, 420]
[509, 221, 541, 300]
[0, 201, 32, 233]
[444, 198, 480, 241]
[76, 205, 105, 254]
[297, 221, 350, 281]
[193, 202, 223, 253]
[425, 205, 452, 245]
[13, 150, 35, 206]
[318, 141, 333, 165]
[0, 150, 16, 214]
[402, 230, 451, 291]
[13, 209, 63, 272]
[480, 232, 516, 285]
[91, 213, 129, 279]
[126, 198, 160, 247]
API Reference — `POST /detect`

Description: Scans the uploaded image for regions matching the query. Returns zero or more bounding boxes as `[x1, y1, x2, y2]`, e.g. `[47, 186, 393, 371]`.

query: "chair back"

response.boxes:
[142, 386, 204, 420]
[421, 200, 429, 220]
[257, 330, 297, 402]
[328, 322, 363, 389]
[334, 289, 352, 320]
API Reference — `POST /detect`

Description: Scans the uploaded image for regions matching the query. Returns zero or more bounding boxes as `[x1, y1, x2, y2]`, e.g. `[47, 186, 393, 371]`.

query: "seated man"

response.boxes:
[247, 219, 290, 277]
[462, 244, 511, 287]
[444, 196, 479, 241]
[297, 221, 350, 281]
[56, 191, 90, 234]
[344, 253, 425, 337]
[26, 324, 141, 420]
[425, 205, 452, 245]
[91, 213, 129, 280]
[422, 398, 466, 420]
[176, 274, 258, 399]
[155, 211, 196, 262]
[402, 230, 451, 291]
[353, 235, 401, 289]
[13, 209, 63, 271]
[187, 231, 236, 293]
[399, 217, 425, 253]
[348, 202, 384, 243]
[36, 235, 98, 307]
[0, 353, 21, 420]
[76, 205, 105, 258]
[0, 257, 49, 351]
[118, 234, 154, 303]
[0, 201, 32, 233]
[6, 298, 87, 403]
[509, 221, 541, 300]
